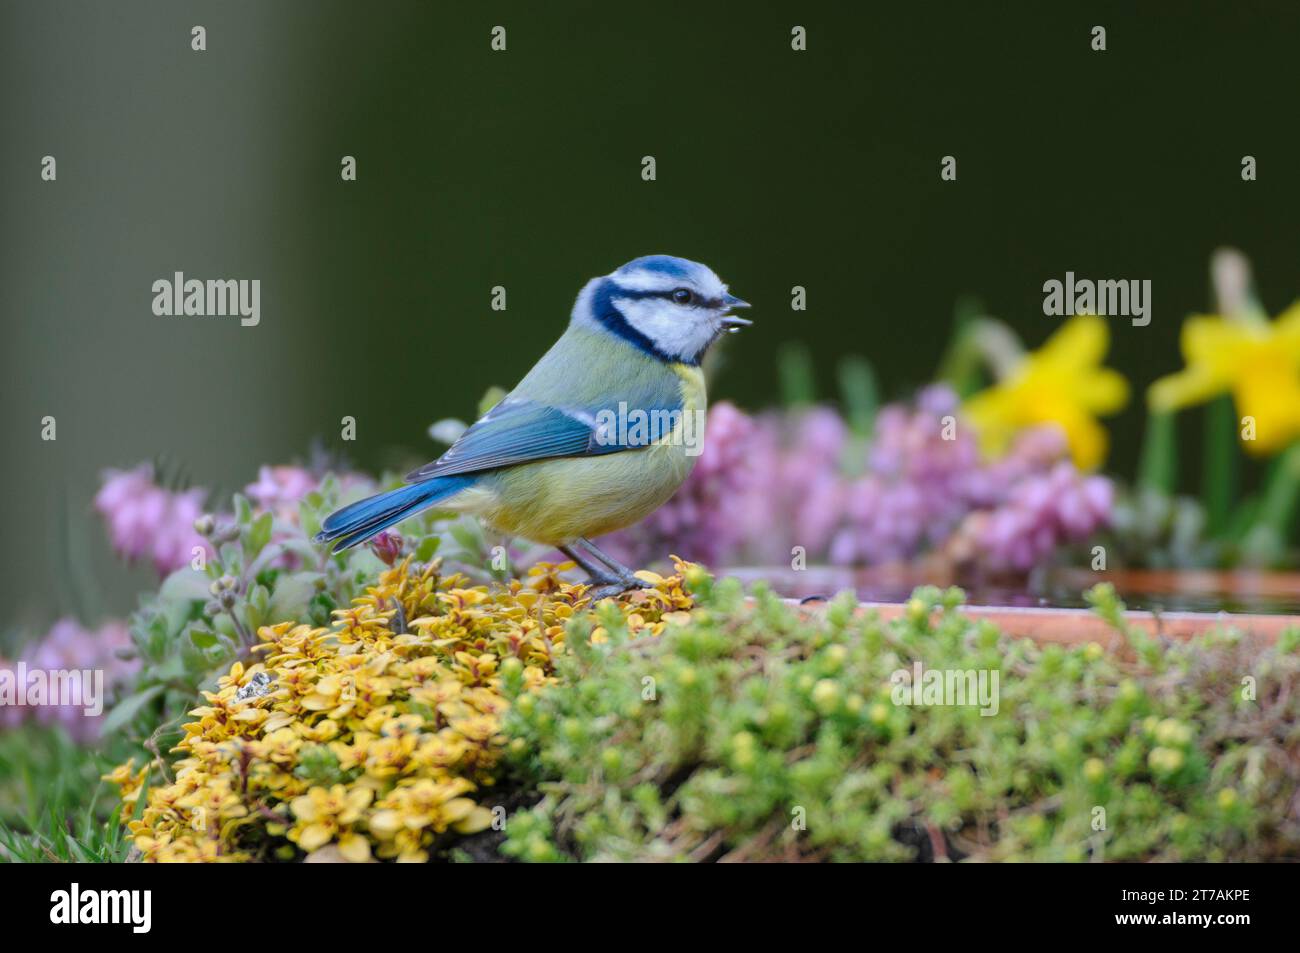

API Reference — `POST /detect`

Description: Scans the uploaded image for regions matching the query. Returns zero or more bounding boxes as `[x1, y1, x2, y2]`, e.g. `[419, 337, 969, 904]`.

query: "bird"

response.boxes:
[315, 255, 752, 599]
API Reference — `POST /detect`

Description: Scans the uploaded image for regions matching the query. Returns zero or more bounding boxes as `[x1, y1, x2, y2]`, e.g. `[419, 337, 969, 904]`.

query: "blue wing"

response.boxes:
[405, 396, 680, 482]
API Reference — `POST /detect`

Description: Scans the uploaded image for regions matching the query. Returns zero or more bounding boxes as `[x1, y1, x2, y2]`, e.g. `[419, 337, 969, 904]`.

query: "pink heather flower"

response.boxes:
[779, 407, 850, 553]
[962, 462, 1114, 573]
[0, 619, 137, 744]
[723, 405, 850, 566]
[828, 386, 984, 566]
[823, 388, 1116, 572]
[94, 465, 212, 576]
[245, 465, 319, 521]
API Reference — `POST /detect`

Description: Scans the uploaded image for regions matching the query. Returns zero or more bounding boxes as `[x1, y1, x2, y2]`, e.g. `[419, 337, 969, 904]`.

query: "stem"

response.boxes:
[1201, 396, 1237, 535]
[1137, 411, 1178, 496]
[1236, 442, 1300, 568]
[1255, 441, 1300, 536]
[934, 296, 988, 399]
[837, 355, 878, 438]
[777, 342, 817, 407]
[227, 607, 255, 649]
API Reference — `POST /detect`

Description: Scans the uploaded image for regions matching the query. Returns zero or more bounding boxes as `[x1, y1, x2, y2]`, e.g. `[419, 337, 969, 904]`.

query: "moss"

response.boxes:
[502, 580, 1300, 862]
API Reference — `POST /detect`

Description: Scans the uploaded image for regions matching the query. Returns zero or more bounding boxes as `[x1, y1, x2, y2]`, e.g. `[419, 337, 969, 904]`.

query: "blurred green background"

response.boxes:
[3, 1, 1299, 632]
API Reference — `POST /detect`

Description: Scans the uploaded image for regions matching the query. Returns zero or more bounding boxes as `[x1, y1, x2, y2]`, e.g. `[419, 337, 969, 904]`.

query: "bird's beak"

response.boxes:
[721, 293, 752, 331]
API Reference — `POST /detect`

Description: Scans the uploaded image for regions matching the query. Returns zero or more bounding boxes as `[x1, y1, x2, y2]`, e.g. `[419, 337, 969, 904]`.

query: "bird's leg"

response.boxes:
[554, 539, 651, 603]
[558, 544, 621, 587]
[564, 539, 630, 602]
[577, 537, 651, 590]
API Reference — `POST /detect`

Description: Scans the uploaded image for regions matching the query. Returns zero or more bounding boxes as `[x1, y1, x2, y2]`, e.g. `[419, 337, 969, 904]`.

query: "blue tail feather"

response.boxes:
[314, 476, 474, 553]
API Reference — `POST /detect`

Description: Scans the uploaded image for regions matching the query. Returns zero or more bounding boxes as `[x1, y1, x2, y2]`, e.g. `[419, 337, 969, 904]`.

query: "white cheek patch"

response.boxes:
[616, 297, 718, 360]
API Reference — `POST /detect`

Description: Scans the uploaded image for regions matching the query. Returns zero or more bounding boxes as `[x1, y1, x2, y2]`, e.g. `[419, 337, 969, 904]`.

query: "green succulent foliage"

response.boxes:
[502, 579, 1300, 862]
[1105, 486, 1220, 570]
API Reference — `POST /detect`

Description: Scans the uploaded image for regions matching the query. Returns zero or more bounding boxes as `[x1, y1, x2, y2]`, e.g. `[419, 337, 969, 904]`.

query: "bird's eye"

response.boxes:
[672, 288, 693, 304]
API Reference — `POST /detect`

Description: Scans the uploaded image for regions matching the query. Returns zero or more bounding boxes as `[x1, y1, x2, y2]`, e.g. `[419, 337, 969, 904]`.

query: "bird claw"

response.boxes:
[583, 573, 652, 602]
[584, 581, 633, 602]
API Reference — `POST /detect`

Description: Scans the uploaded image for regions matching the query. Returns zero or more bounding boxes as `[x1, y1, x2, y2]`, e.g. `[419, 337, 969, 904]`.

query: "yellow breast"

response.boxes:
[461, 363, 709, 545]
[672, 363, 707, 418]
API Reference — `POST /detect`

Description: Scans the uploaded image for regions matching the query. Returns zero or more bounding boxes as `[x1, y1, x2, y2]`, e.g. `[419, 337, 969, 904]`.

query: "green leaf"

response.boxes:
[308, 591, 337, 626]
[189, 626, 218, 648]
[137, 612, 170, 663]
[246, 511, 273, 560]
[151, 655, 187, 682]
[158, 567, 212, 605]
[449, 516, 484, 555]
[299, 499, 324, 539]
[344, 548, 386, 579]
[218, 541, 243, 572]
[244, 582, 271, 632]
[214, 613, 239, 642]
[268, 572, 323, 623]
[414, 535, 441, 562]
[278, 536, 322, 565]
[100, 685, 164, 737]
[315, 473, 340, 501]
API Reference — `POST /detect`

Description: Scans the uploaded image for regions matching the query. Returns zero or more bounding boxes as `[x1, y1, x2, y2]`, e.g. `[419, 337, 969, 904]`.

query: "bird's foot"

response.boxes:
[583, 571, 652, 603]
[584, 581, 632, 602]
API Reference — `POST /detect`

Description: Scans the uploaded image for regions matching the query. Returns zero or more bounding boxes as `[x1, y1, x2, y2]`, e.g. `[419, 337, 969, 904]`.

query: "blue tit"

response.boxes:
[315, 255, 751, 597]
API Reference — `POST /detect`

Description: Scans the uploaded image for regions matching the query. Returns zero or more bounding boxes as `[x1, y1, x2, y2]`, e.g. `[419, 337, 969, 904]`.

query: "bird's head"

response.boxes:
[574, 254, 751, 365]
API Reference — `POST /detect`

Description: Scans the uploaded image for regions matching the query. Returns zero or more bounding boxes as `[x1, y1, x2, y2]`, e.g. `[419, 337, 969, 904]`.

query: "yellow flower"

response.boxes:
[288, 784, 372, 853]
[102, 759, 150, 805]
[964, 314, 1129, 469]
[1149, 302, 1300, 456]
[109, 555, 696, 862]
[369, 777, 493, 862]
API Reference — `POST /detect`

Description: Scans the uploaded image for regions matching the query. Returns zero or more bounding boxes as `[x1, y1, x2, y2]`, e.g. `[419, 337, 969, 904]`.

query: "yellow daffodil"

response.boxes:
[1149, 302, 1300, 456]
[964, 313, 1129, 469]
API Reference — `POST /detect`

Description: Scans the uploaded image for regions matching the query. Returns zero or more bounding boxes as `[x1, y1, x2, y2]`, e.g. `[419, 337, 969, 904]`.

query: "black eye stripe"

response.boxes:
[656, 290, 719, 308]
[608, 286, 721, 308]
[592, 276, 712, 365]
